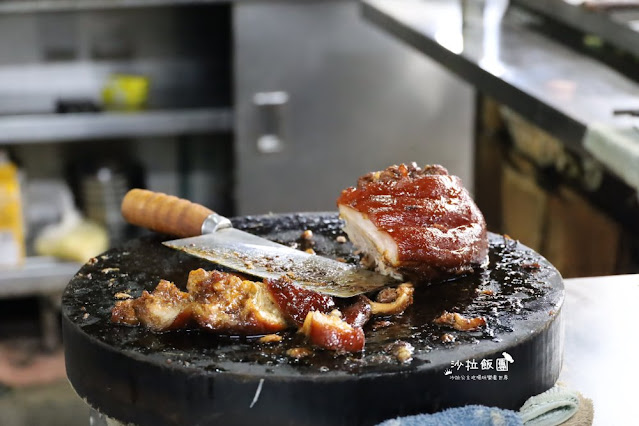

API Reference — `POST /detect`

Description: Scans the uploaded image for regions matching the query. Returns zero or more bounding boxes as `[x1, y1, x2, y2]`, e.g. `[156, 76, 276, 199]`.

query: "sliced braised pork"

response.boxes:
[112, 269, 415, 353]
[187, 269, 288, 335]
[111, 279, 191, 331]
[337, 163, 488, 282]
[265, 276, 335, 327]
[299, 311, 365, 353]
[112, 269, 287, 335]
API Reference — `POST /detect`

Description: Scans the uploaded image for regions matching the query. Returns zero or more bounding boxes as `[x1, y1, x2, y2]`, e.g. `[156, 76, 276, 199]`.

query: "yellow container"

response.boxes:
[102, 74, 150, 112]
[0, 151, 25, 266]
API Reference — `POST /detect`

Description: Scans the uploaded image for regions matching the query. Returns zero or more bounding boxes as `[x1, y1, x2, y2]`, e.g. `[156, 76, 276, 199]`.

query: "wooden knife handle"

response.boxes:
[121, 189, 213, 238]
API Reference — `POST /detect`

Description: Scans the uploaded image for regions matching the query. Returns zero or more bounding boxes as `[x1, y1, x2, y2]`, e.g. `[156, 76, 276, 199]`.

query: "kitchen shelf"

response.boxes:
[0, 256, 81, 298]
[0, 0, 226, 14]
[361, 0, 639, 157]
[0, 107, 233, 144]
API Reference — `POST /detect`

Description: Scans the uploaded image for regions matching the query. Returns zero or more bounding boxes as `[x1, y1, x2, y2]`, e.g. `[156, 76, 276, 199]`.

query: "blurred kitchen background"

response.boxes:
[1, 0, 639, 424]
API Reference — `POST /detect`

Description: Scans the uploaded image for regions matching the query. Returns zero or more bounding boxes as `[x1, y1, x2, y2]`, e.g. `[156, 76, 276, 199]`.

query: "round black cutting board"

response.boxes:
[62, 213, 564, 426]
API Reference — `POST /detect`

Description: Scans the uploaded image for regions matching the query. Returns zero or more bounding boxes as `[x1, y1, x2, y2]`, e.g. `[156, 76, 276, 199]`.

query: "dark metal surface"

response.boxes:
[63, 213, 564, 426]
[361, 0, 639, 154]
[234, 1, 474, 215]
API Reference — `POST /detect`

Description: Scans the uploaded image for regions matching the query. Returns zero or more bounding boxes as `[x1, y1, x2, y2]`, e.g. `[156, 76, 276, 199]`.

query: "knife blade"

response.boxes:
[121, 189, 399, 297]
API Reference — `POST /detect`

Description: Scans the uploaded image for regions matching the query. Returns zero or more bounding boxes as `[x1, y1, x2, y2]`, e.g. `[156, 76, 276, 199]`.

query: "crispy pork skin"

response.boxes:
[299, 311, 365, 353]
[112, 280, 191, 331]
[112, 269, 287, 335]
[111, 299, 139, 326]
[337, 163, 488, 282]
[186, 269, 287, 335]
[265, 276, 335, 327]
[111, 270, 414, 352]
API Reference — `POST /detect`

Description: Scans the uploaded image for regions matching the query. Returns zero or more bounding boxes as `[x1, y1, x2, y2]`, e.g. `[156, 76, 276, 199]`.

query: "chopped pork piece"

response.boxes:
[341, 296, 372, 328]
[186, 269, 287, 335]
[299, 311, 365, 353]
[340, 284, 415, 326]
[259, 334, 283, 344]
[433, 311, 486, 331]
[369, 283, 414, 316]
[111, 280, 191, 331]
[111, 299, 139, 326]
[337, 163, 488, 282]
[111, 269, 413, 352]
[389, 341, 414, 363]
[265, 276, 335, 327]
[376, 287, 399, 303]
[112, 269, 287, 335]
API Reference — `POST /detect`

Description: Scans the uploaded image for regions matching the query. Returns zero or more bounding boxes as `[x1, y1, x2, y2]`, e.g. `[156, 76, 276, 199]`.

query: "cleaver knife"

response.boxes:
[121, 189, 399, 297]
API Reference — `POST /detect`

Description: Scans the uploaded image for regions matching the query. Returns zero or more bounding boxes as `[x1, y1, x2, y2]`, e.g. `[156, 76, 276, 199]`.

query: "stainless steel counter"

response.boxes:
[561, 274, 639, 425]
[361, 0, 639, 156]
[513, 0, 639, 59]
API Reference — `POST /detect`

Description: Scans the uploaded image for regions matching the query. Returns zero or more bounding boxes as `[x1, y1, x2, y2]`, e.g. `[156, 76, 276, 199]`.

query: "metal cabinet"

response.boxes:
[234, 0, 475, 215]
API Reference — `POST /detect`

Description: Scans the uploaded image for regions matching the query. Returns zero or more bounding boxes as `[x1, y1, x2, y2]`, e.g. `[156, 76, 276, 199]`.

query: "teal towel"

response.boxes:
[377, 385, 582, 426]
[519, 385, 580, 426]
[377, 405, 523, 426]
